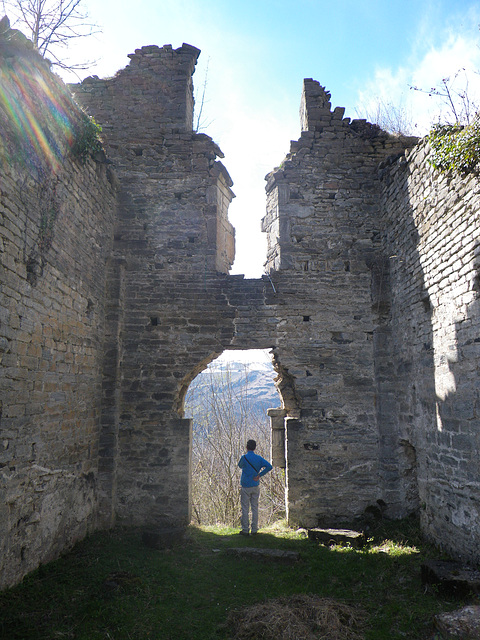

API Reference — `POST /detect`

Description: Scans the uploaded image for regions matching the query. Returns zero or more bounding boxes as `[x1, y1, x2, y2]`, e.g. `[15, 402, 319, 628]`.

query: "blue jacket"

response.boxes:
[238, 451, 273, 487]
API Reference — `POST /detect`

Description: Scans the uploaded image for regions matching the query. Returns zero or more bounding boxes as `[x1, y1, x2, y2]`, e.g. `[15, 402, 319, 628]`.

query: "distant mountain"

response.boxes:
[185, 359, 281, 421]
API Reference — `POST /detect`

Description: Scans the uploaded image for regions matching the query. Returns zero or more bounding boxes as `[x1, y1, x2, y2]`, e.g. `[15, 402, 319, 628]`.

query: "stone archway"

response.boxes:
[182, 348, 286, 527]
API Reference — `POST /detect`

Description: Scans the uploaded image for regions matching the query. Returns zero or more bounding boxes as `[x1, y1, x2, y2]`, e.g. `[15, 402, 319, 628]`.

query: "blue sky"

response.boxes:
[49, 0, 480, 276]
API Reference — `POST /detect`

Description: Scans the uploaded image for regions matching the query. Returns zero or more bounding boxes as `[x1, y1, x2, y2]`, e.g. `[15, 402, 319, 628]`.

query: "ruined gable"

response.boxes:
[261, 79, 417, 526]
[1, 38, 480, 591]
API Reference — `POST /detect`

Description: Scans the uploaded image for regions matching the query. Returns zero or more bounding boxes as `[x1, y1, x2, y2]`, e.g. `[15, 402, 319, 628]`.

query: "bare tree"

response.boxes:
[185, 361, 285, 528]
[194, 57, 213, 133]
[359, 69, 480, 136]
[357, 97, 416, 136]
[410, 69, 479, 126]
[1, 0, 98, 70]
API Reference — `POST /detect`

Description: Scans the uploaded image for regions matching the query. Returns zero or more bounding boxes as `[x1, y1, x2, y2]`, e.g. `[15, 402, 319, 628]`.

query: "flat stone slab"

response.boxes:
[226, 547, 300, 562]
[435, 605, 480, 639]
[307, 528, 365, 548]
[421, 559, 480, 597]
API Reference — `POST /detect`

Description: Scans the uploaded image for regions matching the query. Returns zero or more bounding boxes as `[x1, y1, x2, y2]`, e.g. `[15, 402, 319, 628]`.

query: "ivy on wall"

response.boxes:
[427, 119, 480, 174]
[23, 176, 61, 286]
[71, 114, 103, 164]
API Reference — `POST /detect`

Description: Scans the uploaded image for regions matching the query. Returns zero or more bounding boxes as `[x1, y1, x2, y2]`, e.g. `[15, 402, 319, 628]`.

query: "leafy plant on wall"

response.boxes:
[70, 113, 103, 163]
[427, 119, 480, 174]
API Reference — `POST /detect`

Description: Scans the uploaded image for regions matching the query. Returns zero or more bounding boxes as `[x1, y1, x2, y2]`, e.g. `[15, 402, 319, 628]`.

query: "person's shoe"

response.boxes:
[251, 531, 258, 536]
[239, 530, 249, 536]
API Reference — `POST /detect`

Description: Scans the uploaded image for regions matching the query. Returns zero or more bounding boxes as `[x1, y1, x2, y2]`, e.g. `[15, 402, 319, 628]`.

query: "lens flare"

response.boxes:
[0, 55, 78, 174]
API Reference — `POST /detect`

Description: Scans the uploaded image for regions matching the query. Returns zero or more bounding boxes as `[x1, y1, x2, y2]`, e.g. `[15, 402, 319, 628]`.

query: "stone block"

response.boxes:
[434, 605, 480, 639]
[307, 528, 365, 548]
[421, 560, 480, 597]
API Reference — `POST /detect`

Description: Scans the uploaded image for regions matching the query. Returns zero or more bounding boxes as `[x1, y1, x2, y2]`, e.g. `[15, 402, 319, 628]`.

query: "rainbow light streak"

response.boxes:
[0, 57, 77, 174]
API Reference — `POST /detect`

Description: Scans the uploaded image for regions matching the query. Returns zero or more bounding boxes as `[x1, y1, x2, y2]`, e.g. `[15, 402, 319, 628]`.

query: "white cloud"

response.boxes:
[356, 26, 480, 133]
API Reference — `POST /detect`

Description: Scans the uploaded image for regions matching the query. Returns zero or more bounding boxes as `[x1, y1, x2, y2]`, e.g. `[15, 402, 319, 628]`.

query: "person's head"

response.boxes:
[246, 439, 256, 451]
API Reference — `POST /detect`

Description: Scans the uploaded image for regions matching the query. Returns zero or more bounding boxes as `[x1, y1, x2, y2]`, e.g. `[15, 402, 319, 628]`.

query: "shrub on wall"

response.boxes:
[71, 114, 103, 163]
[427, 119, 480, 174]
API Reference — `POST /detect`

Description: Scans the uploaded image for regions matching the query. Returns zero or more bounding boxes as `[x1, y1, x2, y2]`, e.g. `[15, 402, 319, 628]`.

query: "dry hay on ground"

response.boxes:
[225, 593, 366, 640]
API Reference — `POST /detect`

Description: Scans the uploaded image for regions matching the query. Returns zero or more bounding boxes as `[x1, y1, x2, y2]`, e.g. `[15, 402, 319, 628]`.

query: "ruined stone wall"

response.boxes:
[262, 80, 417, 526]
[72, 45, 241, 527]
[264, 78, 480, 559]
[380, 142, 480, 561]
[0, 35, 117, 588]
[2, 31, 480, 590]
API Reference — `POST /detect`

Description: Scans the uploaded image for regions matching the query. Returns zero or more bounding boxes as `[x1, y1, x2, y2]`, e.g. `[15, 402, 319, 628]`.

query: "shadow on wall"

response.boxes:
[380, 150, 480, 561]
[434, 260, 480, 559]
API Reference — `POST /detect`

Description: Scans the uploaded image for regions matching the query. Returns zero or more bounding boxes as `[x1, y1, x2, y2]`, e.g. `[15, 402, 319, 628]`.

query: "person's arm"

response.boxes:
[238, 455, 245, 469]
[254, 458, 273, 480]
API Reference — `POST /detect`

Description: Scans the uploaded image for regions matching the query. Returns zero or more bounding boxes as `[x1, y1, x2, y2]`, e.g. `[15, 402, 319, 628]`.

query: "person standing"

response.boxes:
[238, 439, 272, 536]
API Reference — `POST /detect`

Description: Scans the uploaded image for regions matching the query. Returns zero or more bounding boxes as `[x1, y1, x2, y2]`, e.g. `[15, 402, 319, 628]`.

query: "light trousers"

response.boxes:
[241, 485, 260, 533]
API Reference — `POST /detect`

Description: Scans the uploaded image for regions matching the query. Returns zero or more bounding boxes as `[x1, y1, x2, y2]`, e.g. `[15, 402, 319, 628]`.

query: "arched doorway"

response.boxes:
[184, 349, 286, 529]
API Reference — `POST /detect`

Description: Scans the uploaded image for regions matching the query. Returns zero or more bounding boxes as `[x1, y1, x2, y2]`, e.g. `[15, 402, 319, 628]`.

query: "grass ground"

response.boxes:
[0, 518, 475, 639]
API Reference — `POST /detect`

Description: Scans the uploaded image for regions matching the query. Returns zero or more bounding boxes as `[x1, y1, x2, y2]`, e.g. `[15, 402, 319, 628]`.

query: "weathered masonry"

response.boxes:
[1, 30, 479, 589]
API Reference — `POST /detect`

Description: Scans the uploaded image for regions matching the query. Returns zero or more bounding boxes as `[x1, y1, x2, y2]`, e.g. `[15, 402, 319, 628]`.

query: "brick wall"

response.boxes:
[0, 37, 117, 588]
[261, 80, 418, 526]
[72, 45, 239, 527]
[380, 140, 480, 561]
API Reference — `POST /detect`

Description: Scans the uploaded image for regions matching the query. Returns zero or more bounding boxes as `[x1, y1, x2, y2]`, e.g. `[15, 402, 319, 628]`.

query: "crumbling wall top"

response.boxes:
[300, 77, 389, 137]
[126, 43, 200, 73]
[74, 43, 201, 137]
[300, 78, 335, 131]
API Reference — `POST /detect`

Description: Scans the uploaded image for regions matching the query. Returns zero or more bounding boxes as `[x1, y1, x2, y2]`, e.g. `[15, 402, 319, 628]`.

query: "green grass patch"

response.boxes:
[0, 519, 474, 639]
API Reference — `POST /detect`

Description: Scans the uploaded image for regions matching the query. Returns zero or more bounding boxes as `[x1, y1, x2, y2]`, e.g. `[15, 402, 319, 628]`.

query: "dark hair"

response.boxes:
[246, 439, 256, 451]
